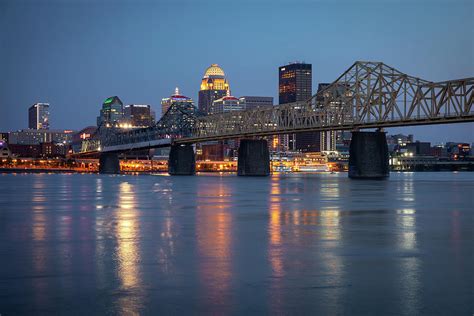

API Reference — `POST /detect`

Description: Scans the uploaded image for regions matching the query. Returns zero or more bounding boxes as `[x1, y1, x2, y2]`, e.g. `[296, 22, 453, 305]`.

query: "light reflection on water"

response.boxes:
[0, 172, 472, 314]
[196, 180, 233, 313]
[115, 181, 142, 314]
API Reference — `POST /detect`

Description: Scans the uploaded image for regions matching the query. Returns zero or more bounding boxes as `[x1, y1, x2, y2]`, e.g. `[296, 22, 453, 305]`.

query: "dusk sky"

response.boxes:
[1, 0, 473, 143]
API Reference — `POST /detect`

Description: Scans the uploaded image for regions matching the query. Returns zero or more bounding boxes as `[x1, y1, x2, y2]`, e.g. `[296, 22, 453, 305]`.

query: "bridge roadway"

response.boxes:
[78, 61, 473, 177]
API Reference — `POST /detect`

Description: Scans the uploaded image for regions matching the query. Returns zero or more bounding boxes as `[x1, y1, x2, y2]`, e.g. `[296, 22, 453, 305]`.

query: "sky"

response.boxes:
[0, 0, 473, 143]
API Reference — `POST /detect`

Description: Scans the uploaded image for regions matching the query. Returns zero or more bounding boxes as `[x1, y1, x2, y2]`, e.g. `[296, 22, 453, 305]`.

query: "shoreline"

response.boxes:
[1, 168, 472, 174]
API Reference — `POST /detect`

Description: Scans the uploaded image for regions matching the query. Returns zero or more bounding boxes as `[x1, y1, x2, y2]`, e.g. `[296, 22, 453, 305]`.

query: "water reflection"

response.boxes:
[31, 175, 49, 310]
[396, 177, 420, 315]
[267, 175, 346, 313]
[196, 180, 233, 312]
[154, 180, 178, 275]
[115, 181, 142, 314]
[269, 178, 284, 275]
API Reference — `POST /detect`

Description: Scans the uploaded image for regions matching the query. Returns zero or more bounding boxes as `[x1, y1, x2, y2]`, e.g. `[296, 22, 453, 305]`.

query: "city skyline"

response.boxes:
[1, 0, 473, 143]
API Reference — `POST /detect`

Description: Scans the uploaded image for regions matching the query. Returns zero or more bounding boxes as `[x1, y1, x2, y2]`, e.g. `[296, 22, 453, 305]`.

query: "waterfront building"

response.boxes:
[430, 145, 447, 157]
[406, 141, 431, 156]
[8, 129, 74, 145]
[446, 142, 471, 159]
[198, 64, 230, 115]
[28, 103, 50, 130]
[161, 87, 195, 118]
[124, 104, 154, 127]
[210, 91, 244, 114]
[97, 96, 124, 127]
[238, 96, 273, 109]
[278, 62, 314, 152]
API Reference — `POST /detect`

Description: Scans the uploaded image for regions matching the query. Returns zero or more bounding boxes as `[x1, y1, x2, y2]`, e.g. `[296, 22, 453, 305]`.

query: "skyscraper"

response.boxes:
[28, 103, 50, 130]
[198, 64, 230, 115]
[279, 62, 312, 104]
[124, 104, 154, 127]
[97, 96, 124, 127]
[161, 87, 195, 118]
[278, 62, 315, 151]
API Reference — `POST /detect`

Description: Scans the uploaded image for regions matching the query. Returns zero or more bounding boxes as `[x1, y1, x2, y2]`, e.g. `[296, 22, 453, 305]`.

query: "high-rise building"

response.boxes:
[278, 62, 314, 151]
[198, 64, 230, 115]
[28, 103, 50, 130]
[211, 91, 244, 114]
[161, 87, 195, 119]
[124, 104, 154, 127]
[238, 96, 273, 109]
[279, 62, 312, 104]
[97, 96, 124, 127]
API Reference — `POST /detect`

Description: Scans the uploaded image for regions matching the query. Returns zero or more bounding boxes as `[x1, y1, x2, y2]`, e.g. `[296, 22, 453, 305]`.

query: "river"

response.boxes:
[0, 172, 472, 314]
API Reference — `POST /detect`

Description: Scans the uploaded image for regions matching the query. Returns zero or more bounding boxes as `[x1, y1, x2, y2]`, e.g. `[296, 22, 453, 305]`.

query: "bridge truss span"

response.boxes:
[181, 61, 473, 143]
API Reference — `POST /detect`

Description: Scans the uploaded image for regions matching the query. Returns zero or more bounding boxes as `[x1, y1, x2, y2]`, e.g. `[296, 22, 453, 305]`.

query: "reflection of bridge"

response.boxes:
[76, 61, 474, 178]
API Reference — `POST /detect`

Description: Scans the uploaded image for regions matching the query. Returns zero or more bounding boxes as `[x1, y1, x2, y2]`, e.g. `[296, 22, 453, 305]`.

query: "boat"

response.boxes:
[298, 165, 330, 172]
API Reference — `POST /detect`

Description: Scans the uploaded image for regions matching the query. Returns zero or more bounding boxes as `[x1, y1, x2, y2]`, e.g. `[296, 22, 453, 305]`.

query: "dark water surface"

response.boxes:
[0, 172, 472, 315]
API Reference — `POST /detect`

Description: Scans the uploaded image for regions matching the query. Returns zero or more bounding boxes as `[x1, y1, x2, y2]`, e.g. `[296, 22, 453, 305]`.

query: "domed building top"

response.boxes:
[204, 64, 225, 78]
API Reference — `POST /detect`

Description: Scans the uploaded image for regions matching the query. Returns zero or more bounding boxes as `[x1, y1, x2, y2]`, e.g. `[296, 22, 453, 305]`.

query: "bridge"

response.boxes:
[76, 61, 474, 178]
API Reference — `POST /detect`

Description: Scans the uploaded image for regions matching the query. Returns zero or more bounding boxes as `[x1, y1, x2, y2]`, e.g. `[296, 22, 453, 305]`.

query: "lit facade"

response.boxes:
[124, 104, 154, 127]
[28, 103, 50, 130]
[97, 96, 124, 127]
[161, 87, 194, 118]
[211, 92, 244, 114]
[198, 64, 230, 115]
[279, 63, 312, 104]
[8, 129, 74, 145]
[278, 62, 313, 152]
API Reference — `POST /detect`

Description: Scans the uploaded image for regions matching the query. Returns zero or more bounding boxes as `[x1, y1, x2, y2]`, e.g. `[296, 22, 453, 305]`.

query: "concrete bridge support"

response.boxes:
[99, 152, 120, 174]
[349, 131, 389, 179]
[237, 139, 270, 176]
[168, 144, 195, 175]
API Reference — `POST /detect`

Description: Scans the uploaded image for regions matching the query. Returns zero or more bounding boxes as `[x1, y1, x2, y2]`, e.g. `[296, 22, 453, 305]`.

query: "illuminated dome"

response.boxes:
[204, 64, 225, 78]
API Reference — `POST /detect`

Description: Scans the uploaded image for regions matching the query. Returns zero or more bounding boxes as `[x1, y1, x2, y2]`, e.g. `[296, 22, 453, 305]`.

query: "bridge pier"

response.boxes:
[349, 131, 389, 179]
[237, 139, 270, 176]
[99, 152, 120, 174]
[168, 144, 195, 175]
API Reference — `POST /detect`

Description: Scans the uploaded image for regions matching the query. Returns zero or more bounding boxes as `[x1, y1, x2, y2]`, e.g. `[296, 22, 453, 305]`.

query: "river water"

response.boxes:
[0, 172, 472, 315]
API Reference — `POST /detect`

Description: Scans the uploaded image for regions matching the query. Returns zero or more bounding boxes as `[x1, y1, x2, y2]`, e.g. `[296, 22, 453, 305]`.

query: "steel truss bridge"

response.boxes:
[78, 61, 473, 154]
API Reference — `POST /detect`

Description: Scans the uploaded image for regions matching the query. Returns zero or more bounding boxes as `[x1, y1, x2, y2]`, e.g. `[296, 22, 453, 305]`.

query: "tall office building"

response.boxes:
[97, 96, 124, 127]
[198, 64, 230, 115]
[278, 62, 316, 151]
[161, 87, 195, 118]
[28, 103, 50, 130]
[279, 63, 312, 104]
[124, 104, 154, 127]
